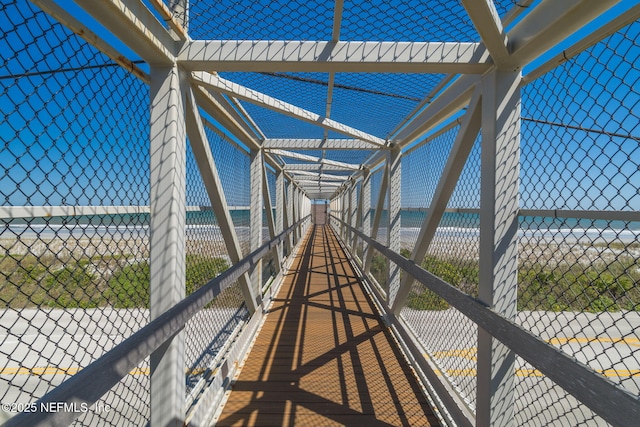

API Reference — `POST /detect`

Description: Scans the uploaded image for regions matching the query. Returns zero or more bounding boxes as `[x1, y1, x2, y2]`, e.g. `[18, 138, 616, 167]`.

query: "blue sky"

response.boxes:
[1, 1, 638, 213]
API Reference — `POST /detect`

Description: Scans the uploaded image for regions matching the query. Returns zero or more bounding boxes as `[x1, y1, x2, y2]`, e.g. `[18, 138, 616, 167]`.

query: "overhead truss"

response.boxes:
[179, 40, 492, 74]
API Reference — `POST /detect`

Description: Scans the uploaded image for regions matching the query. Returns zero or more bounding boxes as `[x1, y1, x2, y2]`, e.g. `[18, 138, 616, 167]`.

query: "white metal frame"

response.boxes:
[22, 0, 639, 426]
[149, 65, 187, 425]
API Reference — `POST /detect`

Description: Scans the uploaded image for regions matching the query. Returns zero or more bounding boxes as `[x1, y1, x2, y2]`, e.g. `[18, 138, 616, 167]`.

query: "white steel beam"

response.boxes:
[149, 65, 186, 425]
[192, 72, 386, 146]
[296, 179, 344, 186]
[284, 179, 293, 256]
[31, 0, 150, 83]
[288, 170, 349, 181]
[185, 88, 259, 315]
[292, 187, 300, 243]
[509, 0, 621, 68]
[394, 74, 480, 148]
[283, 163, 359, 172]
[229, 96, 268, 141]
[388, 74, 454, 141]
[263, 138, 377, 150]
[194, 86, 261, 151]
[331, 0, 344, 42]
[294, 176, 347, 184]
[477, 70, 521, 427]
[179, 40, 491, 73]
[73, 0, 175, 65]
[392, 1, 619, 153]
[387, 146, 402, 305]
[391, 86, 482, 315]
[268, 149, 360, 170]
[359, 170, 371, 263]
[296, 184, 345, 192]
[262, 163, 276, 241]
[147, 0, 188, 40]
[363, 162, 389, 275]
[461, 0, 510, 67]
[250, 149, 263, 296]
[262, 162, 281, 272]
[276, 169, 286, 258]
[207, 90, 263, 141]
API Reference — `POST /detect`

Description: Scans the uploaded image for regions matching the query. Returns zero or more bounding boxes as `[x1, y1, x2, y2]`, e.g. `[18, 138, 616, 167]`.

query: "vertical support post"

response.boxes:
[250, 149, 263, 297]
[297, 188, 302, 237]
[149, 65, 186, 426]
[286, 179, 294, 249]
[262, 164, 280, 277]
[348, 182, 357, 249]
[296, 187, 301, 243]
[341, 190, 348, 239]
[361, 170, 371, 263]
[477, 70, 521, 427]
[289, 188, 298, 246]
[276, 169, 285, 260]
[387, 145, 402, 305]
[364, 162, 389, 275]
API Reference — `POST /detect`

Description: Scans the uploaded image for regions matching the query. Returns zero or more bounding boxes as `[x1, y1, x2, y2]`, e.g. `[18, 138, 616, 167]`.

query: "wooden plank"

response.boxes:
[214, 225, 440, 427]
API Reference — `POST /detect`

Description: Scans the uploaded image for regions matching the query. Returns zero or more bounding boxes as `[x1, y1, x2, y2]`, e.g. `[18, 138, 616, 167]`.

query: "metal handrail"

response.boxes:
[331, 215, 640, 427]
[5, 216, 310, 427]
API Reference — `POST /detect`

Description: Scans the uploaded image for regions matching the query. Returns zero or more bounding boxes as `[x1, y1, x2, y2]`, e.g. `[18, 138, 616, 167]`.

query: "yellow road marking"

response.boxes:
[429, 336, 640, 361]
[427, 367, 639, 378]
[0, 367, 213, 376]
[548, 337, 640, 347]
[2, 337, 637, 377]
[423, 336, 640, 378]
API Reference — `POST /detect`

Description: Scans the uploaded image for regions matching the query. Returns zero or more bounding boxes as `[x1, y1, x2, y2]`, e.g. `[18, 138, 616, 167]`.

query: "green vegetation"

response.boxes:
[0, 253, 231, 309]
[370, 252, 388, 286]
[105, 261, 149, 308]
[518, 260, 639, 312]
[406, 288, 450, 311]
[394, 249, 639, 312]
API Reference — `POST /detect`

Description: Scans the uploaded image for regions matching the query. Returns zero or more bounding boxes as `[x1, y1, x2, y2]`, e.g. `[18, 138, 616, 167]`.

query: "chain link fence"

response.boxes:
[0, 2, 262, 425]
[2, 0, 638, 426]
[1, 2, 151, 424]
[398, 125, 482, 410]
[512, 18, 640, 427]
[337, 15, 639, 427]
[184, 132, 248, 404]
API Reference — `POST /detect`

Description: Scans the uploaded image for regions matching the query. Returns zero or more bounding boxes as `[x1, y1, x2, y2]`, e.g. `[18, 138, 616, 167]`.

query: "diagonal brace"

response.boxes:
[391, 86, 482, 315]
[185, 86, 259, 315]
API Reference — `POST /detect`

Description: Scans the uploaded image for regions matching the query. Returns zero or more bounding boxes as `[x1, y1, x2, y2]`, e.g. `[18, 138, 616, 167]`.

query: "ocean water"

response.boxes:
[369, 210, 640, 244]
[1, 210, 639, 242]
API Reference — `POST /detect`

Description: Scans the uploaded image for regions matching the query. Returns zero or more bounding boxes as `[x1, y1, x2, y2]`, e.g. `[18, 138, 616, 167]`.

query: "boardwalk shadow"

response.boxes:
[216, 225, 439, 426]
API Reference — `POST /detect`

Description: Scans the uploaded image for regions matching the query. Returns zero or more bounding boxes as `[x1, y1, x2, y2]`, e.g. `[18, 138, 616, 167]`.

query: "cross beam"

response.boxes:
[179, 40, 492, 73]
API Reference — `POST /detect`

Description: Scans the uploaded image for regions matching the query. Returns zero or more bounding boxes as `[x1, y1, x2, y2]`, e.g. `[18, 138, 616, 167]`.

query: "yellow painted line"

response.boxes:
[425, 367, 639, 378]
[429, 336, 640, 361]
[1, 367, 81, 376]
[432, 348, 477, 361]
[0, 367, 212, 376]
[548, 337, 640, 347]
[423, 336, 640, 378]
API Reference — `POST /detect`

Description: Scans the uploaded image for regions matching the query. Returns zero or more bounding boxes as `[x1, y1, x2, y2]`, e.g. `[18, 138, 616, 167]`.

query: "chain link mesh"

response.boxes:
[1, 1, 150, 423]
[372, 14, 639, 427]
[513, 18, 640, 426]
[184, 134, 249, 401]
[205, 127, 252, 257]
[397, 127, 482, 409]
[261, 167, 278, 285]
[3, 0, 638, 425]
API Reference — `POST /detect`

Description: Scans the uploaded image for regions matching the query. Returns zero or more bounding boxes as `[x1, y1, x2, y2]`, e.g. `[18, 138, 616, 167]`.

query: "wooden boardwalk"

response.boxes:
[215, 225, 440, 427]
